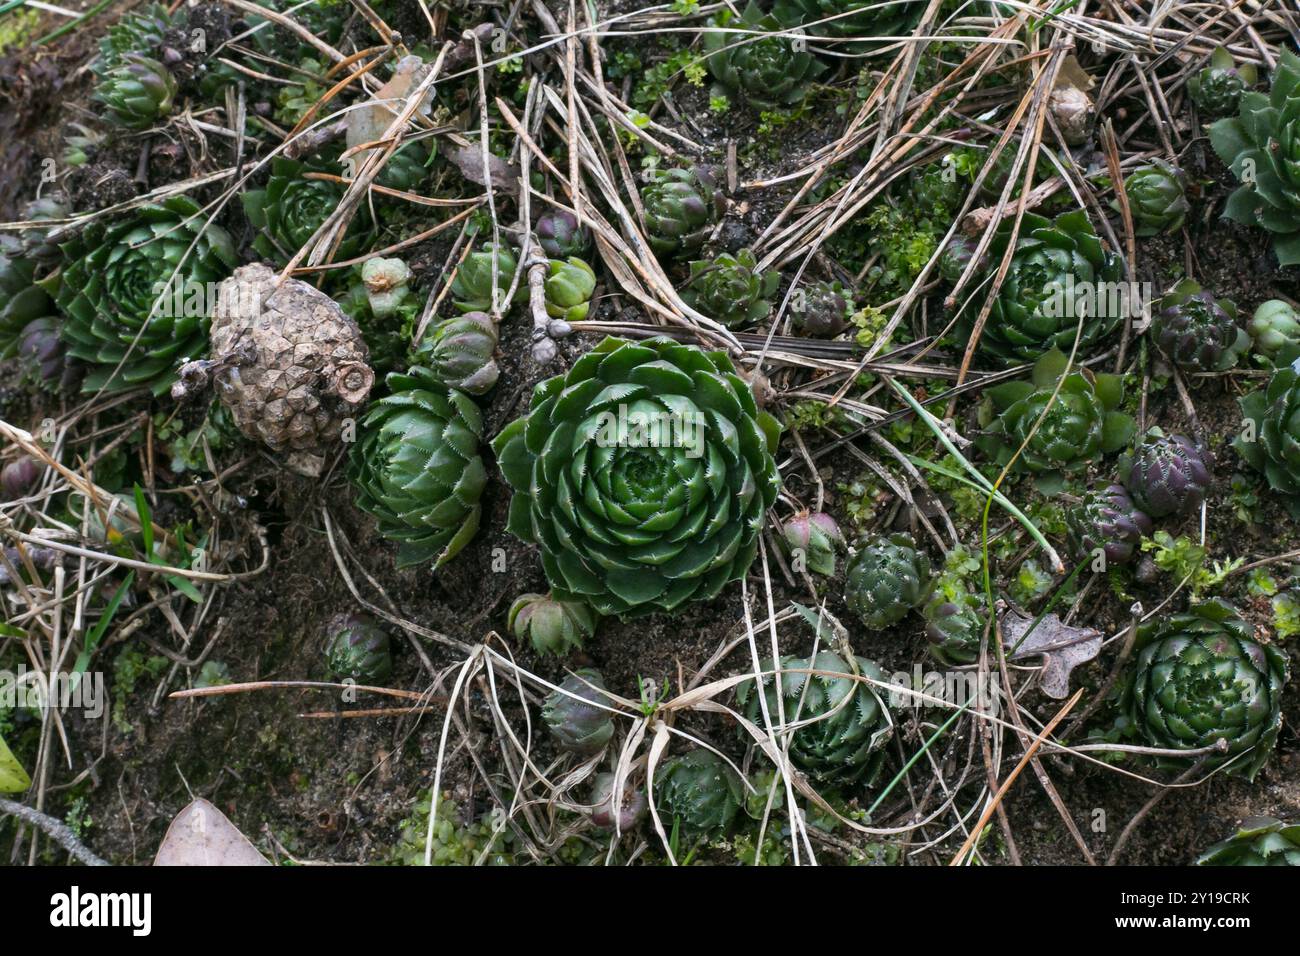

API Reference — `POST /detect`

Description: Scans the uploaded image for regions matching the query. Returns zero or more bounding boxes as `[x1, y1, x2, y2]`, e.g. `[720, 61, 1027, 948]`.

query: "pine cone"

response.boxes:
[186, 263, 375, 477]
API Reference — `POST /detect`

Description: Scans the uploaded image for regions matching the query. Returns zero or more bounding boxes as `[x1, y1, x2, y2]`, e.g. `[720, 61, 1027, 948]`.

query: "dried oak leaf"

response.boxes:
[998, 602, 1101, 699]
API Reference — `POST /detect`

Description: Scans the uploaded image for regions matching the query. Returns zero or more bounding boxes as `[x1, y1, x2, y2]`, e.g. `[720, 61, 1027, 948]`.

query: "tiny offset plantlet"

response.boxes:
[1196, 817, 1300, 866]
[639, 166, 725, 259]
[349, 368, 486, 569]
[1103, 599, 1286, 781]
[508, 592, 599, 657]
[536, 209, 591, 259]
[541, 669, 615, 754]
[844, 532, 931, 630]
[922, 591, 986, 666]
[736, 650, 894, 786]
[1189, 47, 1257, 117]
[324, 612, 393, 683]
[1117, 161, 1191, 236]
[780, 511, 844, 576]
[977, 349, 1135, 488]
[415, 312, 500, 396]
[1209, 48, 1300, 266]
[1151, 279, 1249, 372]
[492, 336, 782, 618]
[960, 209, 1125, 364]
[791, 279, 853, 336]
[1247, 299, 1300, 365]
[450, 242, 523, 314]
[654, 749, 744, 839]
[1121, 427, 1213, 519]
[680, 248, 778, 329]
[703, 1, 827, 111]
[544, 257, 597, 323]
[95, 54, 176, 129]
[1065, 484, 1152, 567]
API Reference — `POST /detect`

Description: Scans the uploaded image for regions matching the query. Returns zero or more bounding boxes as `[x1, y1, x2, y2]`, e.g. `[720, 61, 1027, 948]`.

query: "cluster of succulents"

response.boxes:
[844, 532, 932, 630]
[1119, 161, 1190, 236]
[348, 367, 487, 568]
[1210, 48, 1300, 265]
[961, 210, 1125, 364]
[53, 196, 238, 395]
[977, 350, 1135, 485]
[737, 651, 894, 786]
[391, 791, 515, 866]
[704, 2, 827, 110]
[1104, 600, 1287, 780]
[508, 592, 599, 656]
[541, 669, 614, 754]
[323, 612, 393, 683]
[492, 336, 781, 617]
[1150, 280, 1249, 372]
[680, 249, 778, 329]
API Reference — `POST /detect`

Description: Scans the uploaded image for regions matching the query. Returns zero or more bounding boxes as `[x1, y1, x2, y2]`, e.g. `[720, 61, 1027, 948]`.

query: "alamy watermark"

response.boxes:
[886, 665, 1002, 717]
[592, 404, 705, 459]
[1041, 274, 1154, 321]
[0, 667, 105, 720]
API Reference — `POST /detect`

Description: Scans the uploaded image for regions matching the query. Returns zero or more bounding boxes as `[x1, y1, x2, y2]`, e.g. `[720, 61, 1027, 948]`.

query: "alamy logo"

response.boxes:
[0, 668, 104, 719]
[592, 404, 705, 459]
[49, 886, 152, 936]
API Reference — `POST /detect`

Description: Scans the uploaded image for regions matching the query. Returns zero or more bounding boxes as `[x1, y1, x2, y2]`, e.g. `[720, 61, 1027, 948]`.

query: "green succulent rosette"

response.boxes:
[922, 590, 987, 666]
[348, 367, 486, 569]
[52, 195, 237, 395]
[640, 167, 725, 259]
[704, 1, 827, 110]
[1196, 817, 1300, 866]
[1151, 279, 1249, 372]
[1189, 47, 1257, 117]
[1104, 600, 1287, 781]
[94, 2, 175, 76]
[95, 54, 176, 130]
[415, 312, 499, 396]
[737, 650, 893, 786]
[1209, 48, 1300, 266]
[324, 612, 393, 683]
[375, 140, 438, 193]
[544, 257, 596, 323]
[680, 248, 778, 330]
[1234, 359, 1300, 514]
[508, 592, 599, 657]
[960, 209, 1124, 364]
[976, 349, 1135, 487]
[1248, 299, 1300, 364]
[654, 749, 744, 839]
[450, 242, 523, 314]
[242, 157, 369, 265]
[1118, 160, 1191, 236]
[772, 0, 925, 51]
[542, 668, 614, 754]
[844, 532, 931, 630]
[492, 336, 782, 618]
